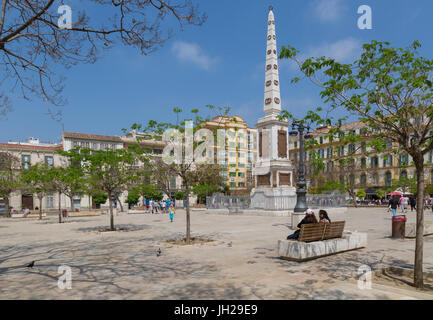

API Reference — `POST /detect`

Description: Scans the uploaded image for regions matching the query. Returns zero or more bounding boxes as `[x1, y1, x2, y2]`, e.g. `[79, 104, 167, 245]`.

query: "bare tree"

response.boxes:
[0, 0, 206, 116]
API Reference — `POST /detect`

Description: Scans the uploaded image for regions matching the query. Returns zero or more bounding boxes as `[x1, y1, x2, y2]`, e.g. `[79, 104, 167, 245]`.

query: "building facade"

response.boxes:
[289, 120, 433, 198]
[204, 116, 257, 194]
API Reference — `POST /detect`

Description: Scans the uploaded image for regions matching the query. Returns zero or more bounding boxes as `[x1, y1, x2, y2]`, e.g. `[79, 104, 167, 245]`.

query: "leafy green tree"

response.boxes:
[174, 191, 185, 200]
[126, 189, 140, 208]
[280, 40, 433, 288]
[392, 177, 417, 195]
[65, 147, 140, 230]
[356, 189, 366, 199]
[132, 105, 229, 243]
[92, 191, 108, 209]
[0, 152, 21, 217]
[20, 163, 55, 219]
[376, 189, 386, 199]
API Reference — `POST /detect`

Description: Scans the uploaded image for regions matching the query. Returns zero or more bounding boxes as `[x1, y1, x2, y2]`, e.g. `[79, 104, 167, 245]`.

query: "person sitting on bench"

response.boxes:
[287, 209, 318, 240]
[319, 209, 331, 223]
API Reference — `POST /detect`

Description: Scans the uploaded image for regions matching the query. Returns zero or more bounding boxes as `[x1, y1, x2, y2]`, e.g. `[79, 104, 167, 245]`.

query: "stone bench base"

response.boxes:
[405, 222, 433, 238]
[278, 232, 367, 262]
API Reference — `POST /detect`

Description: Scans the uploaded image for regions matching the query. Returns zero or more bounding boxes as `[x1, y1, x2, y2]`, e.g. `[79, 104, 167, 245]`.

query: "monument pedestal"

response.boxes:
[250, 186, 296, 211]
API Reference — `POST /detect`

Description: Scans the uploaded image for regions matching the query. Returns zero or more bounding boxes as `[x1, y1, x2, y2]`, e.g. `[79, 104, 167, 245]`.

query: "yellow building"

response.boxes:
[204, 116, 257, 194]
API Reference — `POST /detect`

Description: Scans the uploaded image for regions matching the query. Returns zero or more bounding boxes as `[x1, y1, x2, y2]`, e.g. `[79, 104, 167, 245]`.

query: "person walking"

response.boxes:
[409, 197, 416, 211]
[169, 204, 175, 222]
[399, 196, 405, 213]
[161, 200, 166, 213]
[389, 196, 398, 217]
[149, 200, 154, 214]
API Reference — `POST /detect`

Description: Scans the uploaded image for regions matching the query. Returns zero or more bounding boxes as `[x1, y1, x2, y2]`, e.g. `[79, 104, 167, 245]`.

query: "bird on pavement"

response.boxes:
[227, 241, 232, 247]
[156, 248, 162, 257]
[27, 261, 35, 268]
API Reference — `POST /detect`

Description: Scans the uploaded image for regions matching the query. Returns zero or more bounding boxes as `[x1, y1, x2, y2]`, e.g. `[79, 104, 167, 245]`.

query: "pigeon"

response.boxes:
[26, 261, 35, 268]
[227, 241, 232, 247]
[156, 248, 162, 257]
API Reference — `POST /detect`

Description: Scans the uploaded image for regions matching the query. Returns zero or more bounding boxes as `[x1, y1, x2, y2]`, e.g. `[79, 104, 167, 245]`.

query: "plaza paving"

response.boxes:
[0, 207, 433, 299]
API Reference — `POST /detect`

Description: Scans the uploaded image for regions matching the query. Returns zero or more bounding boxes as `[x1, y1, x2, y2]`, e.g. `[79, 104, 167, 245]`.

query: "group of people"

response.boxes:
[388, 196, 418, 216]
[286, 209, 331, 240]
[146, 199, 176, 222]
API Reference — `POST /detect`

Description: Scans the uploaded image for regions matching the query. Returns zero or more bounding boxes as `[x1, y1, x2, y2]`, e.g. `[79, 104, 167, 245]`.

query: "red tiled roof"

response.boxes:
[0, 143, 63, 151]
[63, 132, 123, 142]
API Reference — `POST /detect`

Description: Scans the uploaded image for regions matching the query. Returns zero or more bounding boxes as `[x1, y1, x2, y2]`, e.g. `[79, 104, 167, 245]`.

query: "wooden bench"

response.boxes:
[297, 221, 346, 243]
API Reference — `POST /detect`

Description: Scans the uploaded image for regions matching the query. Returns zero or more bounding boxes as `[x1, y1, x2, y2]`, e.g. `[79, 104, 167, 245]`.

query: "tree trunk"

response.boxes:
[5, 197, 10, 218]
[108, 192, 114, 231]
[116, 194, 124, 212]
[414, 161, 425, 289]
[38, 195, 43, 220]
[58, 191, 62, 223]
[69, 195, 74, 212]
[185, 186, 191, 244]
[88, 194, 91, 210]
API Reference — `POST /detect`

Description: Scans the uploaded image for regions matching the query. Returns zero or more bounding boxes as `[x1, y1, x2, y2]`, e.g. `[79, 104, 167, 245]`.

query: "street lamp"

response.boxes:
[290, 120, 313, 212]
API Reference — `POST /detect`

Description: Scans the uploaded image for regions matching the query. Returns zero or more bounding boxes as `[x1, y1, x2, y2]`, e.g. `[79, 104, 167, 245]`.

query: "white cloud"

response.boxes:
[284, 38, 362, 72]
[172, 41, 216, 70]
[305, 37, 362, 63]
[312, 0, 345, 22]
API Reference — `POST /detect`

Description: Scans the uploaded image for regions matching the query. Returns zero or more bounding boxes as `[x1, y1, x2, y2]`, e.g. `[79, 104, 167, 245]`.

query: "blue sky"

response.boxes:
[1, 0, 433, 143]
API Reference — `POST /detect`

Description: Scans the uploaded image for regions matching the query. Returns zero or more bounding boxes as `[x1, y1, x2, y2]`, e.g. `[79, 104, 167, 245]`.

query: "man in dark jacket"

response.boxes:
[389, 197, 398, 217]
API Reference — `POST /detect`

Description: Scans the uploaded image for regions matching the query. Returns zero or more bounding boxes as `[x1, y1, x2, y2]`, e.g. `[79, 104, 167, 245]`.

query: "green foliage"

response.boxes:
[125, 190, 140, 205]
[425, 184, 433, 196]
[392, 177, 417, 194]
[92, 191, 108, 205]
[376, 189, 386, 198]
[356, 189, 366, 198]
[174, 191, 185, 200]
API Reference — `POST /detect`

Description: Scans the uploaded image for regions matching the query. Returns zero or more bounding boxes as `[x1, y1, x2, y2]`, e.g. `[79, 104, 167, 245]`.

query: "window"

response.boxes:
[400, 170, 408, 179]
[327, 148, 333, 158]
[319, 137, 323, 144]
[383, 155, 393, 167]
[238, 182, 245, 188]
[361, 142, 366, 153]
[229, 172, 236, 177]
[370, 156, 379, 168]
[361, 158, 367, 169]
[45, 156, 54, 167]
[22, 155, 31, 169]
[238, 172, 245, 178]
[220, 171, 227, 178]
[230, 182, 236, 187]
[373, 174, 379, 185]
[338, 146, 344, 157]
[294, 142, 298, 149]
[429, 151, 433, 163]
[169, 177, 177, 189]
[431, 169, 433, 184]
[385, 172, 392, 186]
[360, 174, 367, 187]
[46, 194, 54, 209]
[399, 154, 409, 166]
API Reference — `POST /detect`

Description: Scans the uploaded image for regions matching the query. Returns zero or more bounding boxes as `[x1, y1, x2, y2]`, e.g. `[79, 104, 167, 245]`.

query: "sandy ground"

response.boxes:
[1, 207, 433, 299]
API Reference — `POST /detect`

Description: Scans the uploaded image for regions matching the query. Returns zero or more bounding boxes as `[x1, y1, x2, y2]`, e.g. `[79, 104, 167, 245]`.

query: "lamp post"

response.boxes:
[289, 120, 313, 212]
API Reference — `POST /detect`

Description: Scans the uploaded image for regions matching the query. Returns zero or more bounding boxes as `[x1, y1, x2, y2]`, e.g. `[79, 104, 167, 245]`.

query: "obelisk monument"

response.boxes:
[250, 6, 297, 211]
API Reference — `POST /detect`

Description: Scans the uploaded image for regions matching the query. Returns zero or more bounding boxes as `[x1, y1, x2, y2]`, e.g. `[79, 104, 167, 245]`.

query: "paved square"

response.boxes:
[1, 208, 433, 299]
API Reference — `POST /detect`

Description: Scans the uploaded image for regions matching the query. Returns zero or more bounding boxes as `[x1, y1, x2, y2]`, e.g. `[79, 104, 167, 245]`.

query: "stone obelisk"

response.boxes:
[250, 6, 297, 212]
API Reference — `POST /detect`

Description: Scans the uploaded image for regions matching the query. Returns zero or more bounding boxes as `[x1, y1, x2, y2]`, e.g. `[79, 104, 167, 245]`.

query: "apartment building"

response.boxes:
[289, 120, 433, 198]
[204, 116, 257, 194]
